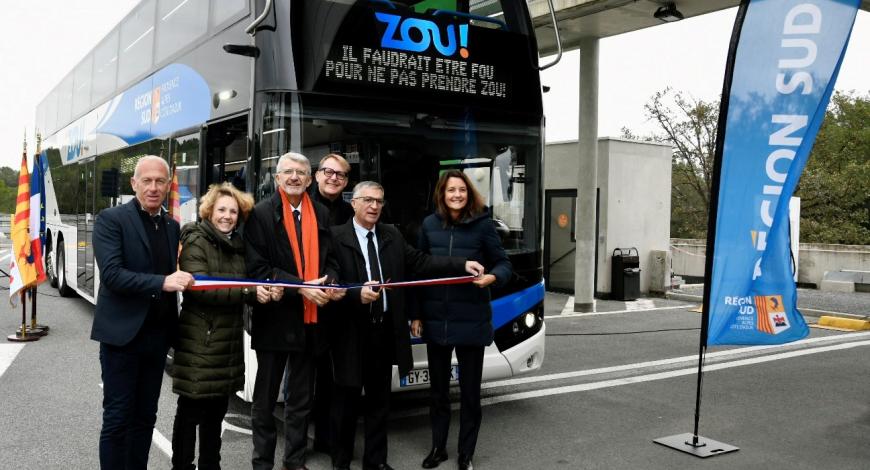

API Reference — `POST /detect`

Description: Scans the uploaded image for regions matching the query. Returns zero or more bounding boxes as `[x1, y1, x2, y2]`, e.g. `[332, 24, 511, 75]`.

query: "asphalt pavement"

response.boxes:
[1, 287, 869, 469]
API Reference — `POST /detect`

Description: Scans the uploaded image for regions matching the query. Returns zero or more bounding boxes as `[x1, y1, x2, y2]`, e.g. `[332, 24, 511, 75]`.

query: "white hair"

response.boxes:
[276, 152, 311, 175]
[133, 155, 170, 178]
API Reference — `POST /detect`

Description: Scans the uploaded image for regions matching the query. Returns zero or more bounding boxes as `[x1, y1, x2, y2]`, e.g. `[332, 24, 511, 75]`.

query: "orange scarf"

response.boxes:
[278, 190, 320, 324]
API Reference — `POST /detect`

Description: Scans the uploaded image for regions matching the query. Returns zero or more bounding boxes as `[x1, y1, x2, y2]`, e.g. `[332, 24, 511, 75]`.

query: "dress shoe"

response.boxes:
[333, 466, 350, 470]
[457, 454, 473, 470]
[422, 447, 449, 468]
[282, 466, 309, 470]
[363, 464, 395, 470]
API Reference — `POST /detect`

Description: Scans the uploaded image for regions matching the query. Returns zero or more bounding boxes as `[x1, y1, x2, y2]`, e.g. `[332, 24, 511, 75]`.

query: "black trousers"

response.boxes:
[251, 348, 314, 470]
[171, 395, 229, 470]
[312, 350, 333, 452]
[426, 342, 485, 457]
[330, 321, 393, 468]
[99, 328, 170, 470]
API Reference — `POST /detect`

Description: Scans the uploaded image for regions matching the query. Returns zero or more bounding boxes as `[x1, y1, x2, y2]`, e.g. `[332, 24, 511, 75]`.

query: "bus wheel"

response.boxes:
[57, 243, 74, 298]
[46, 243, 58, 288]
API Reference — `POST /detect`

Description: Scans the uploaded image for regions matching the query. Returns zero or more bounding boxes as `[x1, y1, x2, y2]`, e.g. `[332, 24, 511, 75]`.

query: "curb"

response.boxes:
[666, 291, 702, 303]
[817, 316, 870, 331]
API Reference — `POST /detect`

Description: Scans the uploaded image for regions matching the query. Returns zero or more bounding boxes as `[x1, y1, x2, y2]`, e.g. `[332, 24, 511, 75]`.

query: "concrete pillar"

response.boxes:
[573, 37, 599, 312]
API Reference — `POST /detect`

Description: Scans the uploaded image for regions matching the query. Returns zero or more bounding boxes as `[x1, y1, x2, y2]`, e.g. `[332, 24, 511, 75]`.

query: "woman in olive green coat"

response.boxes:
[170, 182, 260, 470]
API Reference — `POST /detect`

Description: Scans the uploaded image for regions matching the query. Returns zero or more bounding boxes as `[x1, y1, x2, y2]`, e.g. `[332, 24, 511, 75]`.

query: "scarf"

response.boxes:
[278, 190, 320, 324]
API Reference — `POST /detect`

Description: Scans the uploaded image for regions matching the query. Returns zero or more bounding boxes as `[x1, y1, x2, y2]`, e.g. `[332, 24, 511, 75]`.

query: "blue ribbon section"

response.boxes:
[707, 0, 859, 345]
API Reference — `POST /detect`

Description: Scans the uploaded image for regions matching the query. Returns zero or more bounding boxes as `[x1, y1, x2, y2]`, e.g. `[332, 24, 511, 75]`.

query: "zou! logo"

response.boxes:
[375, 12, 469, 58]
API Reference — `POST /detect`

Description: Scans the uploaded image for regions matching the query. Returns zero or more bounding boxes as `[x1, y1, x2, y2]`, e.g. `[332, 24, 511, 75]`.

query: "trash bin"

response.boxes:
[611, 247, 640, 301]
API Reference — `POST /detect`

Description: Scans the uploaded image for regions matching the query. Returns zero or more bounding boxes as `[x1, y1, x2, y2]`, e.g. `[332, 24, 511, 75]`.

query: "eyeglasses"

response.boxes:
[318, 167, 348, 181]
[353, 196, 386, 207]
[277, 168, 309, 177]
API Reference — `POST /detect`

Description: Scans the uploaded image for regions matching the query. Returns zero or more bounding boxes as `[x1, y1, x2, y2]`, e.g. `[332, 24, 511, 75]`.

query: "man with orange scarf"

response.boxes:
[245, 152, 342, 470]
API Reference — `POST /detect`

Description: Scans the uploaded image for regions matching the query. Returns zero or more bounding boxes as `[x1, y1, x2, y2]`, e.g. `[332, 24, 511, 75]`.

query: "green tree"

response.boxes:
[0, 179, 14, 215]
[796, 91, 870, 244]
[629, 89, 869, 244]
[0, 166, 17, 188]
[624, 88, 718, 239]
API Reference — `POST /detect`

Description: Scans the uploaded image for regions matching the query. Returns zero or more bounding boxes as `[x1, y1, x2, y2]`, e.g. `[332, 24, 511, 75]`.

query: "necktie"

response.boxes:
[366, 231, 384, 319]
[293, 209, 304, 265]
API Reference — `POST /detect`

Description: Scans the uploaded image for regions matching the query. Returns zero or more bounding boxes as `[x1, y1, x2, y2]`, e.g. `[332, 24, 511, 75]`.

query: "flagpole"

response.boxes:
[29, 287, 47, 336]
[8, 291, 39, 342]
[29, 150, 49, 334]
[652, 0, 749, 458]
[7, 133, 41, 342]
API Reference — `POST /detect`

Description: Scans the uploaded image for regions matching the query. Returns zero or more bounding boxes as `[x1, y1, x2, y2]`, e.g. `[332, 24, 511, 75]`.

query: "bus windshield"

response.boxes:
[256, 92, 541, 255]
[289, 0, 541, 113]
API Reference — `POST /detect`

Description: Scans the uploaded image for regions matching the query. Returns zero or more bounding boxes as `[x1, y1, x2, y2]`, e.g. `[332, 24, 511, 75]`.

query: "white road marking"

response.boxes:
[480, 339, 870, 407]
[549, 304, 691, 319]
[152, 428, 173, 457]
[625, 299, 656, 311]
[0, 344, 25, 378]
[484, 331, 870, 389]
[391, 332, 870, 420]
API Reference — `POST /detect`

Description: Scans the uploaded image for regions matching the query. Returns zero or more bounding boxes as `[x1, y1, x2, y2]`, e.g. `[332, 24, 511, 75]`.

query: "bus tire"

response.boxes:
[57, 243, 74, 298]
[46, 241, 59, 288]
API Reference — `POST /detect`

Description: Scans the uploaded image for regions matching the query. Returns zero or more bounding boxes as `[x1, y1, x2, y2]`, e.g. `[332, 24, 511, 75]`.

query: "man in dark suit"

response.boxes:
[328, 181, 483, 470]
[245, 152, 340, 470]
[308, 153, 355, 455]
[91, 155, 194, 469]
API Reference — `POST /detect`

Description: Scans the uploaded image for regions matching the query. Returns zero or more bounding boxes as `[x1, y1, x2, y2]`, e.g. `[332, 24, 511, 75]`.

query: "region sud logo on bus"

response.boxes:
[755, 294, 790, 335]
[375, 12, 469, 58]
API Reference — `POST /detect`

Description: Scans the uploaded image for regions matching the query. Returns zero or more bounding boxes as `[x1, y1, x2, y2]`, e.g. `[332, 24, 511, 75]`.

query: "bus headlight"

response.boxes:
[523, 312, 537, 329]
[494, 303, 544, 352]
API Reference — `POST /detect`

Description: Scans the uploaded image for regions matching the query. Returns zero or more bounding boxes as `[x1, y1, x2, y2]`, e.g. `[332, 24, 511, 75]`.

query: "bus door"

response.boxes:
[77, 159, 96, 298]
[169, 130, 203, 226]
[204, 114, 248, 192]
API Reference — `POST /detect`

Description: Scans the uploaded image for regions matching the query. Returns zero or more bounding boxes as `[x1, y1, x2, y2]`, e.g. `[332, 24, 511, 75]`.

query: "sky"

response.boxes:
[0, 1, 867, 170]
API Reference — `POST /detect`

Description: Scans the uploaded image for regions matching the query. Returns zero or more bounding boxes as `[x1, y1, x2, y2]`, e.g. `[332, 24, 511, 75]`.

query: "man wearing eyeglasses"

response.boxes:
[245, 152, 342, 470]
[311, 153, 354, 227]
[327, 181, 484, 470]
[308, 153, 354, 456]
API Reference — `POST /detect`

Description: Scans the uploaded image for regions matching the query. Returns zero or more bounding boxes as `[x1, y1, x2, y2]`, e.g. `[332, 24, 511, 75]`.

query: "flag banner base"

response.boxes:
[30, 323, 49, 332]
[653, 433, 738, 458]
[7, 332, 40, 342]
[23, 326, 48, 337]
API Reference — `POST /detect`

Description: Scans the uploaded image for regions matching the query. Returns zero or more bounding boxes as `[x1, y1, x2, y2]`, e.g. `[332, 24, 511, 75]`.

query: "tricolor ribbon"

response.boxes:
[188, 274, 477, 291]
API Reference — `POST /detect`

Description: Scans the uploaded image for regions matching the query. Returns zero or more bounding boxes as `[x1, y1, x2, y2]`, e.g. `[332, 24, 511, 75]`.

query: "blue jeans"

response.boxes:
[99, 328, 170, 470]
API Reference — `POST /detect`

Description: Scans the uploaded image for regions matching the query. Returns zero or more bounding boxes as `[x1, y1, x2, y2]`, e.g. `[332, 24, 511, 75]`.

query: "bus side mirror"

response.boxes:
[223, 44, 260, 58]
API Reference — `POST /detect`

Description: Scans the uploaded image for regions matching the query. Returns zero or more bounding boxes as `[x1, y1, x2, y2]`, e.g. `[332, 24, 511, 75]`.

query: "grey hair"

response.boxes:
[133, 155, 170, 178]
[277, 152, 311, 175]
[352, 181, 384, 198]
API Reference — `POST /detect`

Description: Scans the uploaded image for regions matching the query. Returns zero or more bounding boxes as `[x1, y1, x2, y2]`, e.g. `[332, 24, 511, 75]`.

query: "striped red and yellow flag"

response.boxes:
[168, 164, 181, 223]
[9, 153, 39, 297]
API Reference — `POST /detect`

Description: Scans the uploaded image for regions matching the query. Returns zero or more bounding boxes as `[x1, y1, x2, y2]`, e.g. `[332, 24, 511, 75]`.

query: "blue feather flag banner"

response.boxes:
[704, 0, 859, 346]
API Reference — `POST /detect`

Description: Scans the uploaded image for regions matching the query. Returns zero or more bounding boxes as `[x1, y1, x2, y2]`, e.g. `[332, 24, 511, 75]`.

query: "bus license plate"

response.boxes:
[400, 365, 459, 387]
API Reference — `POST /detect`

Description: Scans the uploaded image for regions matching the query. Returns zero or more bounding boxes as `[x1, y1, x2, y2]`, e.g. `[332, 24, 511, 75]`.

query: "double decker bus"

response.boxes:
[35, 0, 552, 399]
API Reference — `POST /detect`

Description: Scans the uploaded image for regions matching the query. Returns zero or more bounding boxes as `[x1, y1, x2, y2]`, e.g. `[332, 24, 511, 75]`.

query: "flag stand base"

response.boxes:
[25, 326, 48, 337]
[653, 433, 738, 458]
[7, 332, 40, 342]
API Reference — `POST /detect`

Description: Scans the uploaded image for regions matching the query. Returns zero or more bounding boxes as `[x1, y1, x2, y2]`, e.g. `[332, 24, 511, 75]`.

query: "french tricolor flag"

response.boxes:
[28, 152, 46, 283]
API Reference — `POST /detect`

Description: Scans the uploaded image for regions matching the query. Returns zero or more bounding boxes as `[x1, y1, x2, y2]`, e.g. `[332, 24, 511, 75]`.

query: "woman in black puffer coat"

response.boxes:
[170, 183, 260, 470]
[411, 170, 512, 470]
